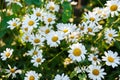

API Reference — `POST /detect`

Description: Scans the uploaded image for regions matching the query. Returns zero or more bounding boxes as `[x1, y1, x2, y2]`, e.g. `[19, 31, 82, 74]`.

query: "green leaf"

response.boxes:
[78, 74, 87, 80]
[24, 0, 43, 6]
[62, 1, 72, 22]
[0, 14, 14, 38]
[32, 0, 41, 6]
[114, 41, 120, 50]
[24, 0, 32, 5]
[70, 71, 77, 78]
[12, 4, 21, 13]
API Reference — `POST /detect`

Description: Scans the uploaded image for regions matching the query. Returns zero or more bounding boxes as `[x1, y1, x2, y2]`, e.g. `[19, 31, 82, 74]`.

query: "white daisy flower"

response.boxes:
[84, 11, 101, 26]
[22, 32, 31, 42]
[102, 50, 120, 68]
[29, 33, 45, 46]
[5, 65, 22, 78]
[87, 65, 106, 80]
[74, 66, 87, 73]
[88, 54, 101, 65]
[104, 28, 118, 44]
[24, 70, 39, 80]
[22, 15, 38, 30]
[27, 47, 43, 56]
[43, 13, 56, 25]
[7, 18, 21, 30]
[32, 8, 44, 21]
[84, 23, 100, 36]
[68, 43, 87, 62]
[93, 7, 109, 19]
[105, 0, 120, 17]
[67, 31, 80, 43]
[77, 22, 87, 35]
[0, 48, 13, 61]
[46, 31, 64, 47]
[31, 53, 45, 67]
[21, 26, 33, 33]
[54, 73, 70, 80]
[38, 25, 53, 37]
[56, 23, 76, 36]
[46, 1, 59, 12]
[5, 0, 22, 7]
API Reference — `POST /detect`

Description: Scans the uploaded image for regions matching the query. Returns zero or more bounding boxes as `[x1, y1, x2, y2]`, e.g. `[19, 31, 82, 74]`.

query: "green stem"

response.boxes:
[48, 48, 69, 63]
[97, 0, 104, 7]
[110, 18, 120, 28]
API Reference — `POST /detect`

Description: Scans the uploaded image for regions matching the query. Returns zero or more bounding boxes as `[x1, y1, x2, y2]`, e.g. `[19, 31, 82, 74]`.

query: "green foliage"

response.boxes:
[62, 1, 72, 23]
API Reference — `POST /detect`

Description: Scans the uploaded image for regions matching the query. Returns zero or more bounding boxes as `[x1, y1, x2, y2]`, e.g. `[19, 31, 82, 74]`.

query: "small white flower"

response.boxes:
[22, 15, 38, 30]
[88, 54, 101, 65]
[5, 0, 23, 7]
[67, 32, 80, 43]
[68, 43, 87, 62]
[102, 50, 120, 68]
[87, 65, 106, 80]
[105, 0, 120, 17]
[38, 25, 52, 37]
[46, 31, 64, 47]
[31, 53, 45, 67]
[32, 8, 44, 21]
[74, 66, 87, 73]
[22, 32, 31, 42]
[7, 18, 21, 30]
[46, 1, 59, 12]
[5, 65, 22, 78]
[29, 33, 45, 46]
[24, 70, 39, 80]
[27, 47, 43, 56]
[0, 48, 13, 61]
[84, 11, 101, 26]
[84, 23, 101, 36]
[54, 73, 70, 80]
[104, 28, 118, 44]
[43, 13, 56, 25]
[56, 23, 76, 36]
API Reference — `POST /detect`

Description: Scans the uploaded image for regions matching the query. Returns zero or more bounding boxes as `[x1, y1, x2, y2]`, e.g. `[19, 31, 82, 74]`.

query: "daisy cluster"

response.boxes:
[0, 0, 120, 80]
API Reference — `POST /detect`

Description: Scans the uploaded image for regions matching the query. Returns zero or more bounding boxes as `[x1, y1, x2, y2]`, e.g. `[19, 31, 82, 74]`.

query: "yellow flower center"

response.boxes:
[49, 6, 55, 10]
[29, 75, 35, 80]
[28, 20, 34, 26]
[5, 52, 10, 57]
[108, 56, 114, 62]
[12, 22, 17, 27]
[110, 4, 118, 11]
[70, 35, 74, 39]
[10, 68, 15, 73]
[92, 69, 99, 76]
[25, 36, 29, 40]
[108, 33, 113, 37]
[89, 17, 95, 21]
[34, 39, 40, 43]
[63, 29, 68, 33]
[33, 51, 38, 55]
[80, 26, 84, 30]
[48, 18, 52, 22]
[45, 29, 50, 34]
[24, 28, 28, 31]
[36, 58, 41, 62]
[73, 48, 82, 56]
[36, 12, 41, 17]
[88, 28, 92, 32]
[52, 35, 58, 42]
[93, 57, 97, 61]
